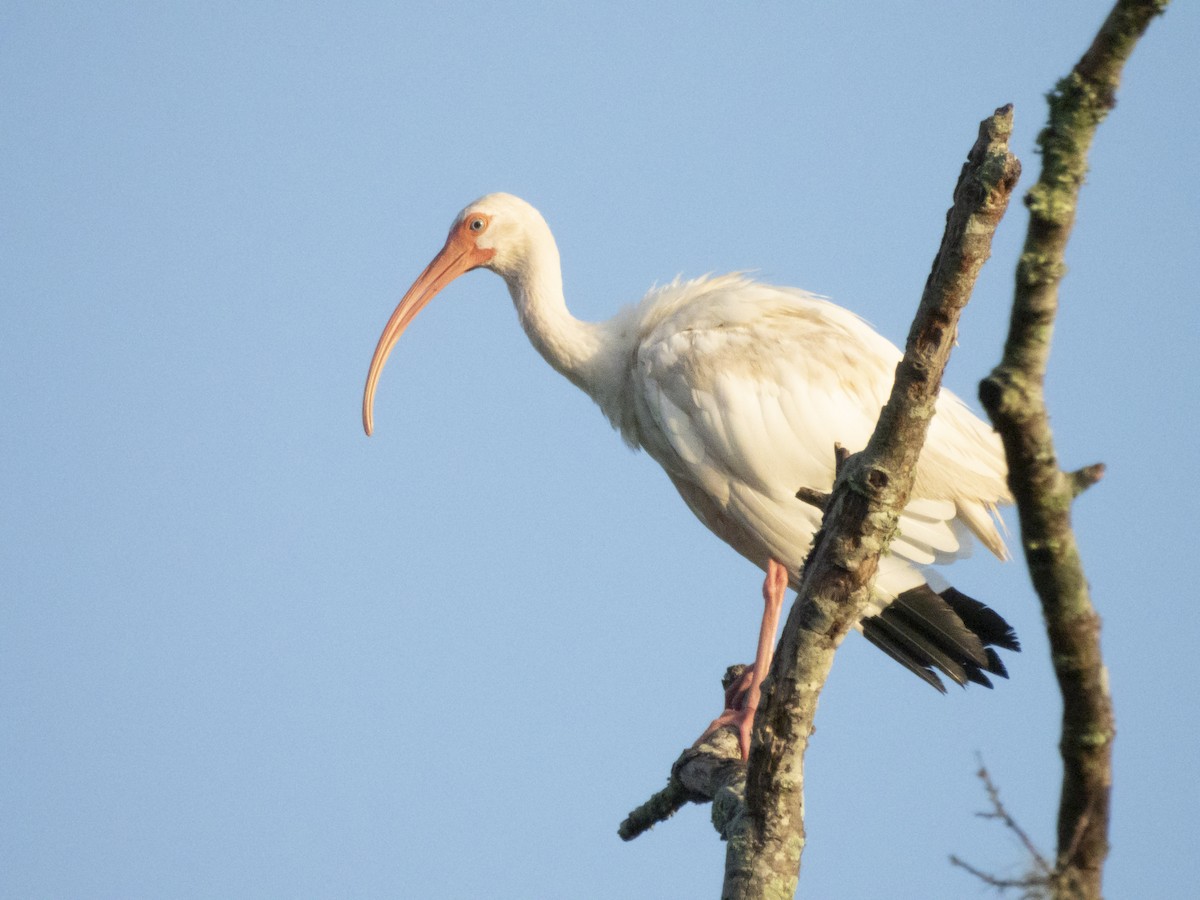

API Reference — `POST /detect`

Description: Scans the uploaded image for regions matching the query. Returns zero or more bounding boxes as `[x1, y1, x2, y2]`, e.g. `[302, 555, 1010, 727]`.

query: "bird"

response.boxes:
[362, 192, 1019, 759]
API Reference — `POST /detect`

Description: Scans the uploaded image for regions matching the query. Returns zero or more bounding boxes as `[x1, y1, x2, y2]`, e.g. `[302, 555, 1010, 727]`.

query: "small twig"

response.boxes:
[951, 764, 1054, 896]
[1068, 463, 1105, 498]
[833, 442, 850, 476]
[794, 486, 829, 511]
[796, 445, 852, 509]
[976, 764, 1055, 878]
[949, 854, 1047, 893]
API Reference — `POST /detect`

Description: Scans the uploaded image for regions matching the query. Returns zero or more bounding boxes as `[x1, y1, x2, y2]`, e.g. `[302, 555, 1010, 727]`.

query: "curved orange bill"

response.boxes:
[362, 226, 494, 435]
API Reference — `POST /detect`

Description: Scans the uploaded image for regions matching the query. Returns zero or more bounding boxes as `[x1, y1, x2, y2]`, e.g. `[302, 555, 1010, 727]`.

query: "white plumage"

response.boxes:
[609, 274, 1009, 598]
[363, 193, 1019, 757]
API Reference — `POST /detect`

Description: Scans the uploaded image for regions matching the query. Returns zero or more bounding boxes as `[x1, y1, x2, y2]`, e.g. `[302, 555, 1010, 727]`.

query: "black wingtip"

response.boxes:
[941, 587, 1021, 652]
[983, 647, 1009, 680]
[964, 667, 995, 689]
[862, 625, 949, 693]
[861, 585, 1019, 693]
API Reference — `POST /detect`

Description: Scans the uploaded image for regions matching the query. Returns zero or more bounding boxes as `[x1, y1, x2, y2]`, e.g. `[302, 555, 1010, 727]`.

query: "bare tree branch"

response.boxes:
[979, 3, 1168, 898]
[618, 110, 1020, 899]
[721, 105, 1021, 899]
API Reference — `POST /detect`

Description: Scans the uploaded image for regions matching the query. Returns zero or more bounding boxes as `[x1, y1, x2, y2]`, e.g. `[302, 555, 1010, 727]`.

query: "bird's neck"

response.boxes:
[503, 246, 627, 405]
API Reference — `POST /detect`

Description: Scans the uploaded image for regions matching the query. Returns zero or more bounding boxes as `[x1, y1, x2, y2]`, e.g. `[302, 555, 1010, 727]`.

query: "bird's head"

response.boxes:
[361, 193, 550, 436]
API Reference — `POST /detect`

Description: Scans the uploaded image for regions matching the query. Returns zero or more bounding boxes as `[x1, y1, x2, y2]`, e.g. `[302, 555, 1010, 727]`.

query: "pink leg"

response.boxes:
[695, 559, 789, 760]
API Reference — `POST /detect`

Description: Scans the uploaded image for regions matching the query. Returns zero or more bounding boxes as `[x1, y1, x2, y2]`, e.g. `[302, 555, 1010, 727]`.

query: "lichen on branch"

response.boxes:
[978, 3, 1169, 898]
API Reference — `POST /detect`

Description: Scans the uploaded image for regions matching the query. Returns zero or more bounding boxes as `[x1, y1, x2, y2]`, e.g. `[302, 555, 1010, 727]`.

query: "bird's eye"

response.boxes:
[469, 217, 486, 232]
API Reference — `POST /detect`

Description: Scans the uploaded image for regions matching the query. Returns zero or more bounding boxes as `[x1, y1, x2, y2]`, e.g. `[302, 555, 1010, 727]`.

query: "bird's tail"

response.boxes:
[861, 585, 1020, 691]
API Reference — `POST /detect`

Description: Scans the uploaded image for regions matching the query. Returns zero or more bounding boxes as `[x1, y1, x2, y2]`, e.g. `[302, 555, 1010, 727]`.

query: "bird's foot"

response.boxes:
[696, 706, 756, 761]
[693, 666, 757, 760]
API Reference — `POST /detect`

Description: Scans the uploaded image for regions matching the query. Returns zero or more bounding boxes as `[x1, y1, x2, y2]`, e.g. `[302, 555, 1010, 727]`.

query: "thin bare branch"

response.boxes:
[796, 445, 852, 509]
[949, 854, 1049, 894]
[951, 766, 1055, 898]
[979, 3, 1168, 897]
[832, 443, 850, 476]
[975, 765, 1055, 878]
[793, 486, 829, 511]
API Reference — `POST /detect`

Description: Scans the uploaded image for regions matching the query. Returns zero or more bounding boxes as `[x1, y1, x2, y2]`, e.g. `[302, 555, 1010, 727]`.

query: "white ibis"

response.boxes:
[363, 193, 1018, 758]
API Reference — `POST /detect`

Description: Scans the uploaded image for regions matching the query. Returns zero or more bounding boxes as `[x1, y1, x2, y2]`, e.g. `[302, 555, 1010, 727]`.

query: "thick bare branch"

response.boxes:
[978, 3, 1168, 898]
[618, 111, 1020, 894]
[718, 106, 1021, 899]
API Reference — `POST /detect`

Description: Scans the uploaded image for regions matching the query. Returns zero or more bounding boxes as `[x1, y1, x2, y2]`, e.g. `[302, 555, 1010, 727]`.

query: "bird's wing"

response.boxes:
[629, 278, 1008, 583]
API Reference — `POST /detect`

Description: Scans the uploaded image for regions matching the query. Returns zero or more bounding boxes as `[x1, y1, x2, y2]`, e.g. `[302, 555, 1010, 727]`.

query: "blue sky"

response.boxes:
[3, 2, 1197, 898]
